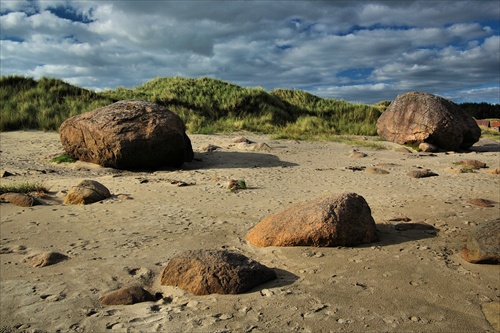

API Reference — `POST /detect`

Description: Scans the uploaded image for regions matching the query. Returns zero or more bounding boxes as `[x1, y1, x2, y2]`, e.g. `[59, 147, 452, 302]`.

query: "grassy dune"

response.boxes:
[2, 75, 497, 140]
[0, 76, 382, 139]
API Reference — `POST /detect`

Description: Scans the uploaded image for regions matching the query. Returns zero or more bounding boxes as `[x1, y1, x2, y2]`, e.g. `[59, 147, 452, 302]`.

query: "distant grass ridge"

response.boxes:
[1, 75, 383, 138]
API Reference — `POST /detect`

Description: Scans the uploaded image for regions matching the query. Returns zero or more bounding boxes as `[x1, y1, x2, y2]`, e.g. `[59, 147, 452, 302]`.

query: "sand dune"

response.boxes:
[1, 131, 499, 332]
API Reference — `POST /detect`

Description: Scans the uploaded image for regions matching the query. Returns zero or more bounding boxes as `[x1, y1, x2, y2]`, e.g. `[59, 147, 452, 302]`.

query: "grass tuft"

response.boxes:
[50, 154, 76, 164]
[0, 181, 49, 195]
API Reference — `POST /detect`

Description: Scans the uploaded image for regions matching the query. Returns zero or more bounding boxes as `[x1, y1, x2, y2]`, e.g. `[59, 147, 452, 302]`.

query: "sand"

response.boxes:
[0, 130, 499, 333]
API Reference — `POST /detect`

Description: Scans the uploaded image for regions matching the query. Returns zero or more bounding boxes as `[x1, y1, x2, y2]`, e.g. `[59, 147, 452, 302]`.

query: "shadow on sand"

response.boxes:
[183, 151, 298, 170]
[369, 222, 440, 247]
[247, 268, 299, 294]
[468, 138, 500, 153]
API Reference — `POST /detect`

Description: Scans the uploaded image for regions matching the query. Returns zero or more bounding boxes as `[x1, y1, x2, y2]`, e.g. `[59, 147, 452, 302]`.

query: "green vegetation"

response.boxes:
[3, 75, 496, 141]
[0, 181, 49, 195]
[0, 76, 114, 131]
[50, 154, 76, 164]
[228, 179, 247, 192]
[329, 135, 387, 150]
[1, 75, 382, 139]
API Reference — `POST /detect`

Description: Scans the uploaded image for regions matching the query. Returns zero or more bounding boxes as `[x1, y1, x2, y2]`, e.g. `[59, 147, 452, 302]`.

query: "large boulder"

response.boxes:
[59, 100, 194, 169]
[377, 92, 481, 151]
[246, 193, 378, 247]
[159, 250, 277, 295]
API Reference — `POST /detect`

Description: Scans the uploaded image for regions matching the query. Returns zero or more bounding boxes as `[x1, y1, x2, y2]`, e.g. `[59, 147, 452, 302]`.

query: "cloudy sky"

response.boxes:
[1, 0, 499, 104]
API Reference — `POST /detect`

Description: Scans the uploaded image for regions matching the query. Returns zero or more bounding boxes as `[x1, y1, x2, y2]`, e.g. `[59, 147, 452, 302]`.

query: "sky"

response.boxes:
[1, 0, 499, 104]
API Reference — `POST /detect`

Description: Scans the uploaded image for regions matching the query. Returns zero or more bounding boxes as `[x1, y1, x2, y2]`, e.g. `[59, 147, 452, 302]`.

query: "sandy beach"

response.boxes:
[0, 130, 499, 333]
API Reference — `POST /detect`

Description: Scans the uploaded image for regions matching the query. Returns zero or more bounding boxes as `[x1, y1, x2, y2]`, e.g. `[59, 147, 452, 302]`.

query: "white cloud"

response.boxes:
[1, 0, 499, 104]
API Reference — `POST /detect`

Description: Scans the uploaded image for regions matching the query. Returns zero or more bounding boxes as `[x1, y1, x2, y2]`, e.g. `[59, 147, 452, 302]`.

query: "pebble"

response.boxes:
[260, 289, 274, 297]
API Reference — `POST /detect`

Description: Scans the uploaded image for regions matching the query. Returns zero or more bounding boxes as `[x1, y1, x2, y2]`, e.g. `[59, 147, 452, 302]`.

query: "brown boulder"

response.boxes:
[99, 286, 155, 305]
[59, 100, 194, 169]
[64, 180, 111, 205]
[461, 219, 500, 264]
[0, 193, 38, 207]
[246, 193, 378, 247]
[159, 250, 276, 295]
[377, 92, 480, 150]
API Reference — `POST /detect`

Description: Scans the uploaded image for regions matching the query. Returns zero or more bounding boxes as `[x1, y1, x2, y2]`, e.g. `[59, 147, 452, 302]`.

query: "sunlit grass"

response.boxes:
[0, 181, 49, 195]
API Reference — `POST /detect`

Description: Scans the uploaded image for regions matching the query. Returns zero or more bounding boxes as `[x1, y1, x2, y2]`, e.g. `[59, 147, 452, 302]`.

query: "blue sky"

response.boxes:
[1, 0, 499, 104]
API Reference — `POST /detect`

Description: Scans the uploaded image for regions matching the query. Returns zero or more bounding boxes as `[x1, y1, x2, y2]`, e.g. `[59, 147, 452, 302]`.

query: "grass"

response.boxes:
[329, 136, 387, 150]
[50, 154, 76, 164]
[481, 127, 500, 139]
[0, 181, 49, 195]
[0, 76, 114, 131]
[2, 75, 497, 143]
[1, 75, 382, 138]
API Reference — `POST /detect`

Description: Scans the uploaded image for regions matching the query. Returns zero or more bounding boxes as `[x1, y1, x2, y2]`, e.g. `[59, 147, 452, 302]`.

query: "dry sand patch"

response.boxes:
[0, 131, 499, 332]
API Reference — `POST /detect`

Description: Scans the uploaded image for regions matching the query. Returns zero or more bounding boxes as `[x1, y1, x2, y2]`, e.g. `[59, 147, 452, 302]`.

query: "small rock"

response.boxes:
[456, 159, 487, 169]
[419, 143, 439, 152]
[345, 166, 366, 172]
[467, 198, 495, 207]
[22, 252, 68, 267]
[64, 180, 111, 205]
[199, 144, 221, 152]
[461, 219, 500, 264]
[99, 286, 155, 305]
[406, 169, 438, 178]
[365, 167, 389, 175]
[232, 136, 252, 144]
[486, 168, 500, 175]
[0, 193, 39, 207]
[252, 142, 271, 152]
[481, 301, 500, 331]
[444, 167, 467, 174]
[228, 179, 247, 191]
[1, 170, 14, 177]
[350, 151, 367, 158]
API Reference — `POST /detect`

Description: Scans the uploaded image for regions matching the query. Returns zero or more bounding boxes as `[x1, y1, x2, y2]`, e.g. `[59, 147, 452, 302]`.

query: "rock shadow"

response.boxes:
[246, 268, 299, 294]
[183, 151, 298, 170]
[468, 139, 500, 153]
[365, 223, 440, 247]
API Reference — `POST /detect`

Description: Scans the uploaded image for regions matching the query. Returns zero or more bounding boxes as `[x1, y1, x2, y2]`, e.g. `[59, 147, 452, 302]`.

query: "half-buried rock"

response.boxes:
[64, 180, 111, 205]
[159, 250, 276, 295]
[22, 251, 68, 267]
[461, 219, 500, 264]
[100, 286, 155, 305]
[59, 100, 194, 169]
[246, 193, 378, 247]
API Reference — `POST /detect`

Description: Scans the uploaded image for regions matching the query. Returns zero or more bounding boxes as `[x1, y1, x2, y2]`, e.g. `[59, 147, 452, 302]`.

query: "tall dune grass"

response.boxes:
[1, 75, 384, 138]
